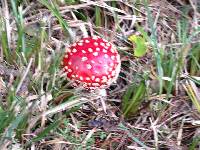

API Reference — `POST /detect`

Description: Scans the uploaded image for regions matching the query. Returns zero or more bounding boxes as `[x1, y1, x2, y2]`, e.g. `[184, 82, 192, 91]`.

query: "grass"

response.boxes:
[0, 0, 200, 149]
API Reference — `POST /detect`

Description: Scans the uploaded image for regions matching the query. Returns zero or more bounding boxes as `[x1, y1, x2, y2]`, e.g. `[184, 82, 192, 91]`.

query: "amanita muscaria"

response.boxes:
[62, 36, 121, 90]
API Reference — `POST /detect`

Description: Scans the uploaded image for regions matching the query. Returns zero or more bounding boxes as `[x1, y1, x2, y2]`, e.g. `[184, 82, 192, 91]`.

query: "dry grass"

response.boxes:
[0, 0, 200, 149]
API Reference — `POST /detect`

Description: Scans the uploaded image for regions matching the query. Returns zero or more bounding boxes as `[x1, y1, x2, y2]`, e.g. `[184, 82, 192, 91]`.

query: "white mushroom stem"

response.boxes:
[98, 88, 107, 97]
[100, 97, 107, 114]
[95, 88, 107, 113]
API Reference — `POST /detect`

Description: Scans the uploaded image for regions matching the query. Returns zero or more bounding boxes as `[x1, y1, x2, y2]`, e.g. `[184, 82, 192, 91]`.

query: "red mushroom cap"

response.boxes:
[62, 36, 121, 90]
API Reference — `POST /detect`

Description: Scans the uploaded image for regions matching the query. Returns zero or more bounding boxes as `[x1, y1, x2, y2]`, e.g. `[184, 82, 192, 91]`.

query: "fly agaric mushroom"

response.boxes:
[62, 36, 121, 90]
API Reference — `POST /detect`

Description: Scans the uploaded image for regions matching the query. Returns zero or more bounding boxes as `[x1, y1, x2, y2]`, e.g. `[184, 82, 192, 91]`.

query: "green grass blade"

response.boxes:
[189, 44, 200, 76]
[0, 111, 15, 134]
[123, 81, 146, 117]
[1, 31, 11, 62]
[0, 13, 12, 62]
[143, 0, 163, 95]
[95, 6, 101, 27]
[188, 76, 200, 85]
[10, 0, 27, 64]
[122, 84, 135, 110]
[29, 119, 61, 144]
[118, 123, 149, 149]
[39, 0, 74, 40]
[4, 112, 27, 139]
[182, 80, 200, 112]
[189, 136, 200, 150]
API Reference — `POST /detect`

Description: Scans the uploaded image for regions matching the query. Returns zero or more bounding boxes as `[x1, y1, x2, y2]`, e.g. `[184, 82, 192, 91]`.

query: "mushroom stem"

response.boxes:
[100, 97, 107, 114]
[96, 88, 107, 113]
[98, 88, 107, 97]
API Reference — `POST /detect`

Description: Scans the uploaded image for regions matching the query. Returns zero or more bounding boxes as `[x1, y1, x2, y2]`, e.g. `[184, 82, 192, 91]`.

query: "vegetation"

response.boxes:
[0, 0, 199, 149]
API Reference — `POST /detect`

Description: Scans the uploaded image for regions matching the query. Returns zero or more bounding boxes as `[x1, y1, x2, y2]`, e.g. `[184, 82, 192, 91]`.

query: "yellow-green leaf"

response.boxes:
[128, 35, 147, 57]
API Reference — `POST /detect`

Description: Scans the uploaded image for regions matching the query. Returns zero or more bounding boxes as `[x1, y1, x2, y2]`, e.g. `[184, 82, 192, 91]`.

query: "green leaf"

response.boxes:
[128, 35, 147, 57]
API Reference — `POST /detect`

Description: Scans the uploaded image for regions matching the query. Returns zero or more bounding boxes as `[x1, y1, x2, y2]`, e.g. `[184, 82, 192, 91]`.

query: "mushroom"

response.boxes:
[62, 36, 121, 90]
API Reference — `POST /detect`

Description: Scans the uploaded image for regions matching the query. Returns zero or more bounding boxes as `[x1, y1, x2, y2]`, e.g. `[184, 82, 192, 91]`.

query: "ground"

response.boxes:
[0, 0, 200, 150]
